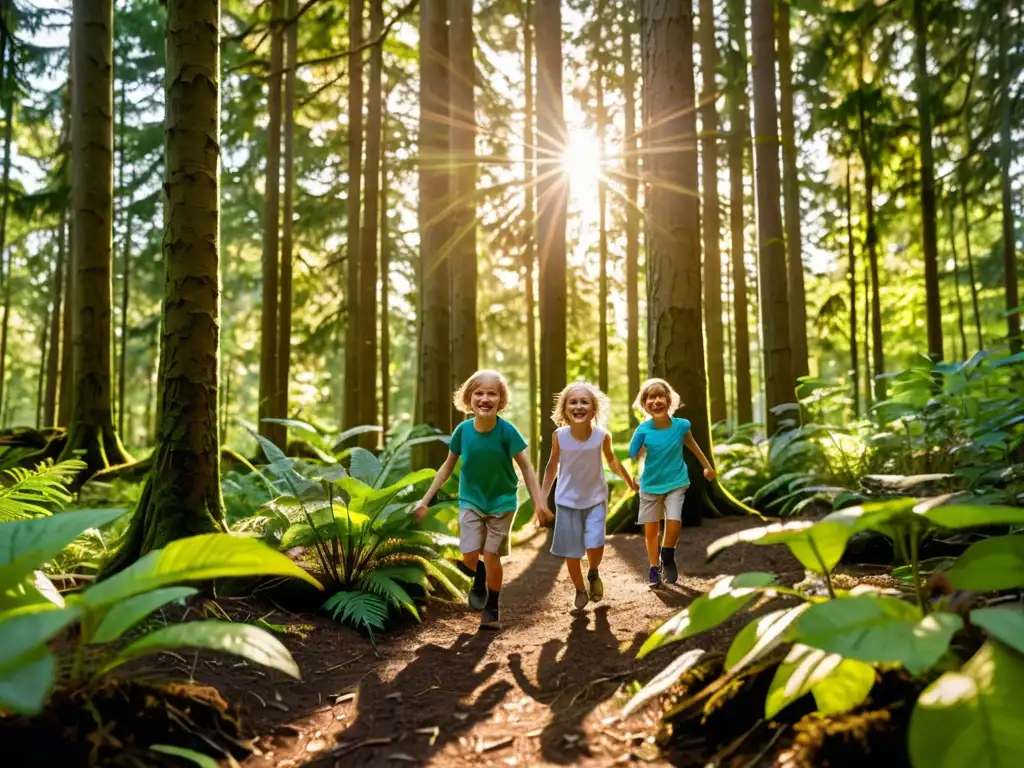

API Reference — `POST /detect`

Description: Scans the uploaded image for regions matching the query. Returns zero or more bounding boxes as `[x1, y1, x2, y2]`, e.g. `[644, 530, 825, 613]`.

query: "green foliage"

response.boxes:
[625, 496, 1024, 766]
[0, 460, 87, 521]
[0, 494, 320, 715]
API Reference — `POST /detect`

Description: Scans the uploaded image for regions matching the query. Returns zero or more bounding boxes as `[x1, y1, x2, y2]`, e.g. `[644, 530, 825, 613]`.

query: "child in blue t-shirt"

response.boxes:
[628, 378, 715, 588]
[414, 369, 551, 630]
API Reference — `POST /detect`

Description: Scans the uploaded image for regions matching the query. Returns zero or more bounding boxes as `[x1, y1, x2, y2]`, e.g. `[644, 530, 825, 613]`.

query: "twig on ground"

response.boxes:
[318, 650, 370, 674]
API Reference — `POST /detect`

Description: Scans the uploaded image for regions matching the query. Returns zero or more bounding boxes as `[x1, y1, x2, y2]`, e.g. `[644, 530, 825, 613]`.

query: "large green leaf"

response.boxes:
[0, 647, 55, 715]
[84, 534, 322, 608]
[766, 643, 875, 718]
[102, 621, 300, 679]
[90, 587, 199, 644]
[797, 596, 962, 674]
[969, 607, 1024, 656]
[622, 649, 706, 716]
[725, 604, 810, 674]
[0, 606, 81, 672]
[909, 642, 1024, 768]
[637, 573, 776, 659]
[0, 508, 127, 587]
[707, 509, 861, 574]
[0, 571, 64, 613]
[349, 448, 384, 486]
[946, 535, 1024, 592]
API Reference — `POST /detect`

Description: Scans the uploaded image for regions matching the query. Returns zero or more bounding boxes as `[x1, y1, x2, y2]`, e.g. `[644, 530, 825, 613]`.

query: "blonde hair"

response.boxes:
[633, 377, 683, 418]
[452, 369, 511, 414]
[551, 380, 611, 427]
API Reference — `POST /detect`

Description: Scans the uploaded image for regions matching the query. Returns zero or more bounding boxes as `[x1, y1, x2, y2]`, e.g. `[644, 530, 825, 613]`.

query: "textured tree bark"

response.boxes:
[725, 0, 752, 426]
[449, 0, 478, 421]
[259, 0, 283, 446]
[998, 3, 1019, 353]
[643, 0, 752, 520]
[44, 212, 66, 427]
[358, 0, 383, 443]
[912, 0, 943, 362]
[344, 0, 364, 431]
[103, 0, 225, 573]
[380, 105, 391, 434]
[58, 46, 74, 429]
[845, 160, 859, 418]
[750, 0, 794, 434]
[535, 0, 567, 470]
[623, 3, 640, 428]
[0, 43, 14, 418]
[58, 0, 131, 474]
[595, 0, 609, 395]
[697, 0, 725, 423]
[277, 0, 298, 448]
[523, 0, 539, 460]
[416, 0, 452, 468]
[776, 0, 808, 380]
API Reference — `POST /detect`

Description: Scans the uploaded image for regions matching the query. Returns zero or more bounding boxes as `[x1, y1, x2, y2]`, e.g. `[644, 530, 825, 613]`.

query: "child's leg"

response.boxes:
[478, 511, 515, 627]
[660, 489, 686, 584]
[565, 558, 585, 590]
[663, 520, 682, 549]
[482, 550, 503, 592]
[586, 547, 604, 570]
[644, 521, 660, 567]
[458, 509, 488, 611]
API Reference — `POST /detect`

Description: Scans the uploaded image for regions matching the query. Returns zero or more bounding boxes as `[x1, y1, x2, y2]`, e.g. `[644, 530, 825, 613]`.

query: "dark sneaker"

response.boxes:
[588, 571, 604, 601]
[573, 588, 589, 610]
[479, 606, 501, 630]
[648, 565, 661, 588]
[661, 554, 679, 585]
[468, 583, 488, 612]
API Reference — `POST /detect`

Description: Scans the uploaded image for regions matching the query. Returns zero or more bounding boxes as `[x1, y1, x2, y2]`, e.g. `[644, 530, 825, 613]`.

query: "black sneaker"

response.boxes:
[648, 565, 661, 588]
[468, 582, 487, 612]
[661, 554, 678, 585]
[479, 606, 500, 630]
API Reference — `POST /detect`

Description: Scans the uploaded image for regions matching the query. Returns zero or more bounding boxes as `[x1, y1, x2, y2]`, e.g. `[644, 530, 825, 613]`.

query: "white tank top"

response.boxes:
[555, 426, 609, 509]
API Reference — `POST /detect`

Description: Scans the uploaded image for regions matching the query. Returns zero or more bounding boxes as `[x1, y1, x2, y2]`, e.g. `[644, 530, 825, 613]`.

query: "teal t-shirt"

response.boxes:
[628, 417, 692, 494]
[450, 417, 528, 515]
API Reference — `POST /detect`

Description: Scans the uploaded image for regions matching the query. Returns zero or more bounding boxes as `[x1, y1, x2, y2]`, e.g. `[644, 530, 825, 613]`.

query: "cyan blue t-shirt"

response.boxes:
[449, 417, 528, 515]
[628, 417, 692, 494]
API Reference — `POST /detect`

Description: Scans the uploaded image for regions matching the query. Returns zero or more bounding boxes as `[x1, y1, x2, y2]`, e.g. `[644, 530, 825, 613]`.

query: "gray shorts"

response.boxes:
[459, 508, 514, 554]
[637, 487, 686, 524]
[550, 503, 607, 559]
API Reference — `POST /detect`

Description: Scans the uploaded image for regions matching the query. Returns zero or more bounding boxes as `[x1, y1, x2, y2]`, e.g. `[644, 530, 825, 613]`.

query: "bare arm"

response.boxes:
[514, 449, 553, 524]
[540, 432, 561, 499]
[684, 432, 716, 480]
[602, 433, 637, 491]
[412, 452, 459, 521]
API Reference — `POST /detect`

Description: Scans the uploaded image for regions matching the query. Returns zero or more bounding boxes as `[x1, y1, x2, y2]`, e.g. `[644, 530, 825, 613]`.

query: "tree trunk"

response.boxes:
[449, 0, 478, 415]
[595, 0, 609, 394]
[0, 42, 14, 419]
[623, 2, 640, 427]
[277, 0, 298, 447]
[59, 0, 131, 474]
[863, 241, 872, 405]
[523, 0, 539, 461]
[776, 0, 808, 381]
[750, 0, 793, 434]
[947, 200, 968, 360]
[58, 214, 74, 426]
[698, 0, 726, 423]
[845, 159, 859, 417]
[912, 0, 943, 362]
[857, 42, 884, 403]
[117, 202, 131, 438]
[416, 0, 452, 467]
[259, 0, 283, 446]
[380, 106, 391, 434]
[44, 212, 65, 427]
[536, 0, 567, 469]
[103, 0, 225, 573]
[344, 0, 364, 431]
[725, 0, 752, 426]
[643, 0, 749, 518]
[959, 181, 983, 351]
[998, 3, 1019, 353]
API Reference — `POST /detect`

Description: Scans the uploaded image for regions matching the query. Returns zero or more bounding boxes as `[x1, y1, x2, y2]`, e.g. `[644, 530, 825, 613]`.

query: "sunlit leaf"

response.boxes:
[969, 608, 1024, 656]
[766, 643, 875, 718]
[623, 650, 706, 716]
[946, 535, 1024, 592]
[90, 587, 199, 643]
[725, 603, 810, 674]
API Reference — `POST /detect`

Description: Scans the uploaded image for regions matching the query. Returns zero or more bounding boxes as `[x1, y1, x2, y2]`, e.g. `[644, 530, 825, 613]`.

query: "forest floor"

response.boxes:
[174, 517, 805, 768]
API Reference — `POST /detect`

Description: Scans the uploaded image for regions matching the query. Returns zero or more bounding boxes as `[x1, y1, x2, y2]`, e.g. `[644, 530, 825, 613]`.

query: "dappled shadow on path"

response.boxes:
[509, 606, 647, 764]
[309, 631, 511, 766]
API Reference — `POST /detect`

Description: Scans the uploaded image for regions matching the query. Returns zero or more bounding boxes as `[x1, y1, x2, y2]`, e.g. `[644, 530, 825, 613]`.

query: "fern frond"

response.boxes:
[0, 459, 86, 521]
[359, 569, 420, 619]
[322, 591, 389, 641]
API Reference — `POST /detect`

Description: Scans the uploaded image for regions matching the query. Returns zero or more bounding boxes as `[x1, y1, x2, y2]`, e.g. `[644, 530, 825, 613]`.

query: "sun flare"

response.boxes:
[560, 128, 604, 194]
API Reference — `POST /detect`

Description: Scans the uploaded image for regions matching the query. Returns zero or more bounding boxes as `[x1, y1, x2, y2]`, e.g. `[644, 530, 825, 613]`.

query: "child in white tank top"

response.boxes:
[541, 381, 636, 611]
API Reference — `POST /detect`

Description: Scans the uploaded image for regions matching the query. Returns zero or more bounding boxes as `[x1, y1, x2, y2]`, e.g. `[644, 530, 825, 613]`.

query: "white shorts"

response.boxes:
[550, 503, 607, 559]
[458, 508, 514, 554]
[637, 487, 686, 524]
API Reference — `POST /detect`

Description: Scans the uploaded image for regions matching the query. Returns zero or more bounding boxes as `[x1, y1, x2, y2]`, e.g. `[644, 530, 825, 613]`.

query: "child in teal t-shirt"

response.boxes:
[628, 378, 715, 588]
[414, 369, 551, 630]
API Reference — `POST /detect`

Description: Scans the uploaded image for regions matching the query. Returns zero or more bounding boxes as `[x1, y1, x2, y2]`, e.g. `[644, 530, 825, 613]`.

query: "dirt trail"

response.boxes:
[229, 518, 801, 767]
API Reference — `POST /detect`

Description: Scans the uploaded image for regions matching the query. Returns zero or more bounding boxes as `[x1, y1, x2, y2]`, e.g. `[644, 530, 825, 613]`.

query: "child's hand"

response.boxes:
[535, 503, 554, 526]
[626, 475, 638, 492]
[412, 499, 429, 522]
[703, 467, 716, 481]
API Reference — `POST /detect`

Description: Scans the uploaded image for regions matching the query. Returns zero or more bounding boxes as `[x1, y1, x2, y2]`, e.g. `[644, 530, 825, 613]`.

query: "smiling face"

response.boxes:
[563, 387, 597, 425]
[469, 377, 502, 417]
[643, 385, 671, 417]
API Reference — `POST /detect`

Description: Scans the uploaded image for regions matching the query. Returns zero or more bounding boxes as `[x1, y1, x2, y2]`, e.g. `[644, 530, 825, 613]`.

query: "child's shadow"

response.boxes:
[509, 606, 641, 764]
